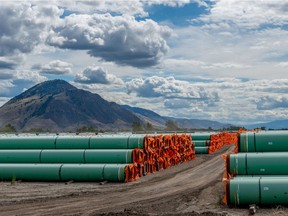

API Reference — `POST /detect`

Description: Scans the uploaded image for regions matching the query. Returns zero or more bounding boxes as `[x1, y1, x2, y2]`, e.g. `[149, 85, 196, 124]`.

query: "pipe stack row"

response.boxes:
[0, 133, 195, 182]
[192, 132, 237, 154]
[222, 131, 288, 206]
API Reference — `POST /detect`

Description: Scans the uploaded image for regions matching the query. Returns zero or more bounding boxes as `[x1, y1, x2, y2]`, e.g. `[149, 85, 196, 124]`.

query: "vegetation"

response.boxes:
[165, 120, 180, 131]
[145, 122, 154, 131]
[76, 126, 100, 133]
[26, 128, 49, 133]
[132, 122, 143, 132]
[222, 125, 244, 131]
[0, 124, 17, 133]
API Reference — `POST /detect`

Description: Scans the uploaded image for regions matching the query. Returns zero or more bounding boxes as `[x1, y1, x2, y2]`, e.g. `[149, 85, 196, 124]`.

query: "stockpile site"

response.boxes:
[1, 131, 288, 216]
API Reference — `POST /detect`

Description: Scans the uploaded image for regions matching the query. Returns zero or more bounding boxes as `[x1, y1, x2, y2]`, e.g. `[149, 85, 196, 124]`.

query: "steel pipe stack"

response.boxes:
[0, 133, 195, 182]
[223, 131, 288, 206]
[192, 132, 237, 154]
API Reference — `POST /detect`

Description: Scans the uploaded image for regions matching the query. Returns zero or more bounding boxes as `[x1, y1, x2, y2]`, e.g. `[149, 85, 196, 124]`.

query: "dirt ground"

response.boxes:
[0, 146, 288, 216]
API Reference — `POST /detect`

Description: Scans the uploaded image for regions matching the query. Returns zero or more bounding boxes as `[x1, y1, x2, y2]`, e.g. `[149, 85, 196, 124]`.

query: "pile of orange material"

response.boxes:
[208, 132, 238, 154]
[125, 134, 195, 182]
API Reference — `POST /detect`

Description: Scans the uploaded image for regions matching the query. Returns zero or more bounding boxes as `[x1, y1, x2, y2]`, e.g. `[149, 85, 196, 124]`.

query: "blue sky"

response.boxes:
[1, 0, 288, 125]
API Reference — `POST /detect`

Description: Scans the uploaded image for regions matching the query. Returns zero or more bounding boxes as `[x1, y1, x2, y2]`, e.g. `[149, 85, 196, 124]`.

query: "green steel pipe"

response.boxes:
[195, 147, 209, 154]
[0, 136, 57, 149]
[228, 152, 288, 176]
[41, 150, 85, 163]
[60, 164, 127, 182]
[0, 164, 61, 181]
[228, 176, 288, 206]
[84, 149, 133, 163]
[0, 134, 145, 150]
[0, 149, 133, 164]
[192, 140, 210, 147]
[238, 131, 288, 152]
[0, 163, 128, 182]
[89, 134, 145, 149]
[55, 136, 90, 149]
[191, 133, 213, 141]
[0, 150, 41, 163]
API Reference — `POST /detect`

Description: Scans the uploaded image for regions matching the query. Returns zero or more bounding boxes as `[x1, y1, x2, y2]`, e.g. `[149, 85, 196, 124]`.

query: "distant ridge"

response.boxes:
[246, 119, 288, 130]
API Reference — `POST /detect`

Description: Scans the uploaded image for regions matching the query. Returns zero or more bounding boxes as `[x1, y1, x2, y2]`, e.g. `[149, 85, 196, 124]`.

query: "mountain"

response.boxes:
[0, 80, 141, 131]
[0, 79, 234, 132]
[122, 105, 232, 130]
[166, 117, 232, 130]
[121, 105, 166, 127]
[246, 119, 288, 130]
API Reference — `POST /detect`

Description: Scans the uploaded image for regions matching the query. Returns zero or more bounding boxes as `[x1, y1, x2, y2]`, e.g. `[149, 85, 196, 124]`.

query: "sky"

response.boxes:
[1, 0, 288, 126]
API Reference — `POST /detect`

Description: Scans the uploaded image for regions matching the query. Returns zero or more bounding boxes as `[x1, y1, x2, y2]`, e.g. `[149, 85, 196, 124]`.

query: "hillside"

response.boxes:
[246, 119, 288, 130]
[0, 80, 141, 131]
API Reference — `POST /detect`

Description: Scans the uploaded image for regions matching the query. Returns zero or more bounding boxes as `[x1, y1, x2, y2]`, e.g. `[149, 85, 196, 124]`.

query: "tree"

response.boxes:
[145, 122, 154, 131]
[165, 120, 180, 131]
[76, 126, 98, 133]
[0, 124, 16, 133]
[132, 122, 142, 132]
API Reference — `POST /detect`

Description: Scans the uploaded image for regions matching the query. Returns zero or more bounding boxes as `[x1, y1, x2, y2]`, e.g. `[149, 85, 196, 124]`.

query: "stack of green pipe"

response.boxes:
[0, 134, 146, 182]
[225, 131, 288, 206]
[238, 131, 288, 152]
[0, 164, 127, 182]
[227, 176, 288, 205]
[0, 134, 145, 149]
[0, 149, 133, 163]
[192, 133, 212, 154]
[228, 152, 288, 175]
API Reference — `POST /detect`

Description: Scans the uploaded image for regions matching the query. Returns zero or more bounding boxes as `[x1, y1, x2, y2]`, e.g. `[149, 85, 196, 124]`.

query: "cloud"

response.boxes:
[126, 75, 219, 101]
[145, 0, 208, 7]
[256, 96, 288, 110]
[75, 66, 124, 85]
[0, 72, 14, 80]
[0, 97, 10, 107]
[0, 3, 63, 56]
[0, 57, 19, 70]
[199, 0, 288, 29]
[47, 13, 172, 68]
[33, 60, 73, 75]
[164, 99, 191, 109]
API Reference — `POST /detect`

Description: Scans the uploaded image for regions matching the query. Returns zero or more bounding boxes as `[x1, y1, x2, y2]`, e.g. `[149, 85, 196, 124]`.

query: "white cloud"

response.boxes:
[75, 66, 124, 85]
[0, 71, 14, 80]
[0, 2, 63, 56]
[33, 60, 73, 75]
[0, 57, 20, 70]
[47, 13, 172, 68]
[200, 0, 288, 29]
[145, 0, 208, 7]
[256, 95, 288, 110]
[0, 97, 10, 107]
[126, 75, 219, 101]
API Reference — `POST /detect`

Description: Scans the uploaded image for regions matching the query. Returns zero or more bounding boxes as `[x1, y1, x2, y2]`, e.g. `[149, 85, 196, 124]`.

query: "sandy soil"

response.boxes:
[0, 146, 287, 216]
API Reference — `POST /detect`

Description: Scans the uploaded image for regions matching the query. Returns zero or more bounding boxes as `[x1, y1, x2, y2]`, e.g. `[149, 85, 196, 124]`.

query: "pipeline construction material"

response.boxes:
[195, 147, 209, 154]
[192, 140, 210, 147]
[237, 131, 288, 152]
[0, 136, 57, 149]
[225, 152, 288, 176]
[0, 134, 145, 150]
[0, 133, 196, 182]
[0, 163, 127, 182]
[0, 149, 134, 164]
[224, 176, 288, 206]
[191, 133, 213, 140]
